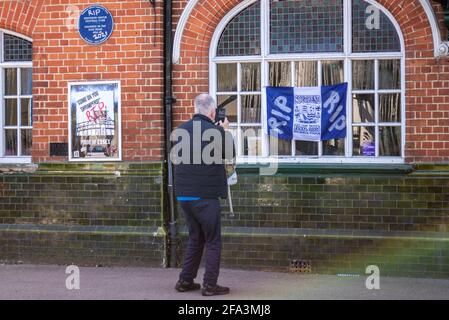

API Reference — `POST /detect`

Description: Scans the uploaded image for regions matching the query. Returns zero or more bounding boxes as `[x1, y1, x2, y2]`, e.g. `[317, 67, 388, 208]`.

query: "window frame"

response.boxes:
[209, 0, 406, 164]
[0, 29, 33, 164]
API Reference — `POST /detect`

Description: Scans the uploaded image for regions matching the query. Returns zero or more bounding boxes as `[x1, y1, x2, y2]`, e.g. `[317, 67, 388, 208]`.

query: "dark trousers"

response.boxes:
[179, 199, 222, 286]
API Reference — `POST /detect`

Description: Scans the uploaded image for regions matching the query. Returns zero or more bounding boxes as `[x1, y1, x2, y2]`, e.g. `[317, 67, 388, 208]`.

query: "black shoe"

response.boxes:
[202, 284, 230, 296]
[175, 280, 201, 292]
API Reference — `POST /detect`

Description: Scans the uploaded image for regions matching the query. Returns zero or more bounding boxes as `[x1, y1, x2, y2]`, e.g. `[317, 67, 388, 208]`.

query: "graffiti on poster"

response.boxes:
[69, 81, 121, 161]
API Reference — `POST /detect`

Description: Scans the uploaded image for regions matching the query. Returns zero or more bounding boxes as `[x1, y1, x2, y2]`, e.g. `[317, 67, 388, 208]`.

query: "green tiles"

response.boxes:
[0, 162, 165, 228]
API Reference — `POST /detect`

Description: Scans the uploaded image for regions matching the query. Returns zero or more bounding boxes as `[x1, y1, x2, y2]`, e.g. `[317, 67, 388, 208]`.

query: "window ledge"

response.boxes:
[236, 163, 414, 175]
[409, 163, 449, 177]
[0, 157, 32, 164]
[0, 163, 37, 174]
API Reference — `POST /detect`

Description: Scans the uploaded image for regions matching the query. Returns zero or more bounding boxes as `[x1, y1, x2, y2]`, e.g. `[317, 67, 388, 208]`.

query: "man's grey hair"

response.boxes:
[195, 93, 216, 115]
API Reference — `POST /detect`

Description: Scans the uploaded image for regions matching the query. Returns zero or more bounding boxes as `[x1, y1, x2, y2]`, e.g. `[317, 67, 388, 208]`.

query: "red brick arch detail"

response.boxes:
[174, 0, 449, 162]
[0, 0, 44, 38]
[173, 0, 243, 123]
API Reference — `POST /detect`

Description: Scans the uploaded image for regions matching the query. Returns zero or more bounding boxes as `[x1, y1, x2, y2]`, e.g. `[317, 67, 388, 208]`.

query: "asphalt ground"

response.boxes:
[0, 264, 448, 300]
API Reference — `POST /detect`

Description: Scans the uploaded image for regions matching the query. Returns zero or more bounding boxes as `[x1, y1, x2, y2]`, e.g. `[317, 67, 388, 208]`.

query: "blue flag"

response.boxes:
[266, 83, 348, 142]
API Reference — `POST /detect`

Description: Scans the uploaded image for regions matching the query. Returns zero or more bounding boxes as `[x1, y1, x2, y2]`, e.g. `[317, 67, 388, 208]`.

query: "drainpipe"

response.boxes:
[443, 0, 449, 40]
[163, 0, 177, 268]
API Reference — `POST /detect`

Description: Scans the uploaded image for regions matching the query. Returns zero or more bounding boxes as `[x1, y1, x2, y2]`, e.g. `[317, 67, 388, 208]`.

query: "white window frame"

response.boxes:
[0, 29, 33, 164]
[209, 0, 406, 164]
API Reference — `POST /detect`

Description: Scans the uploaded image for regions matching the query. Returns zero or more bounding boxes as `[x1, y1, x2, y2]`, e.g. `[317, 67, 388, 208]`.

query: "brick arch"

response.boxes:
[174, 0, 438, 64]
[0, 0, 44, 38]
[173, 0, 244, 124]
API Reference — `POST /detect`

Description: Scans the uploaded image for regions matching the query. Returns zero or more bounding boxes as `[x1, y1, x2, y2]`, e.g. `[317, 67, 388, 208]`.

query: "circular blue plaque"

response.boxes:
[79, 5, 114, 45]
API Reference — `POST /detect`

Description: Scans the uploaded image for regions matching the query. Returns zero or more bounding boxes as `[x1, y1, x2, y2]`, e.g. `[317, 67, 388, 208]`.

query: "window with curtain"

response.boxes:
[212, 0, 404, 162]
[0, 31, 33, 161]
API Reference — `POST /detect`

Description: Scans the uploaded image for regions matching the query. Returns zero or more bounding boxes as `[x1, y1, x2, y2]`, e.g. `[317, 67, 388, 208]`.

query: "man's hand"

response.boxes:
[218, 117, 230, 130]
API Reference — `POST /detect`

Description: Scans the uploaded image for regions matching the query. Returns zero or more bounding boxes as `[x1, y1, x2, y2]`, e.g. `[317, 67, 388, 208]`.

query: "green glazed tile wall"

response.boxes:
[215, 175, 449, 233]
[2, 162, 449, 277]
[0, 163, 165, 227]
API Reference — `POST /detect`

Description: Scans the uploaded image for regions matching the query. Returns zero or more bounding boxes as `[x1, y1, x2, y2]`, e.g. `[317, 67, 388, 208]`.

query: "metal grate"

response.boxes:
[50, 143, 68, 157]
[3, 34, 32, 62]
[289, 259, 312, 273]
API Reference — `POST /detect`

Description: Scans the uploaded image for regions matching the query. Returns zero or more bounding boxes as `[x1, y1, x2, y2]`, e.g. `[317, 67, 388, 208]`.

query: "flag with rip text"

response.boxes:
[266, 83, 348, 142]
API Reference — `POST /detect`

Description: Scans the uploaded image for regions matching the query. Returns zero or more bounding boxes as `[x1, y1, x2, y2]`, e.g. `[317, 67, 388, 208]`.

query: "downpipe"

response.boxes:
[163, 0, 178, 268]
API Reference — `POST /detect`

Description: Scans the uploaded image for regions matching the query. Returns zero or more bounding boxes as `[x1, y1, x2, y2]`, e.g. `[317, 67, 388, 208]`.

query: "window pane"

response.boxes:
[353, 94, 375, 123]
[352, 60, 374, 90]
[353, 126, 375, 157]
[270, 137, 292, 156]
[295, 61, 318, 87]
[21, 98, 32, 126]
[5, 68, 17, 95]
[228, 127, 237, 139]
[241, 63, 261, 92]
[217, 95, 237, 123]
[379, 94, 401, 123]
[270, 0, 344, 54]
[241, 95, 261, 123]
[5, 99, 18, 126]
[21, 68, 32, 95]
[5, 129, 17, 156]
[21, 129, 32, 156]
[380, 126, 401, 156]
[322, 60, 344, 86]
[217, 64, 237, 92]
[296, 141, 318, 156]
[269, 62, 291, 87]
[379, 60, 401, 89]
[241, 126, 263, 156]
[352, 0, 401, 52]
[217, 1, 261, 56]
[3, 34, 32, 62]
[323, 139, 345, 156]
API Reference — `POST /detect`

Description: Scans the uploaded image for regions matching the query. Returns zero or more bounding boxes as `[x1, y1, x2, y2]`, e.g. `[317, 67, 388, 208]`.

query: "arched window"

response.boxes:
[0, 30, 33, 163]
[211, 0, 404, 163]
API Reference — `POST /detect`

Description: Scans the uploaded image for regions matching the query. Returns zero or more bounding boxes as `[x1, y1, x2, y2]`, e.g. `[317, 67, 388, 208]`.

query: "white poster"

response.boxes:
[292, 87, 322, 142]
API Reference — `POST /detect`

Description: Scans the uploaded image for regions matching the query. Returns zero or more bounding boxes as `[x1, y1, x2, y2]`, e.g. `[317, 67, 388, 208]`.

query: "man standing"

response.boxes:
[173, 93, 235, 296]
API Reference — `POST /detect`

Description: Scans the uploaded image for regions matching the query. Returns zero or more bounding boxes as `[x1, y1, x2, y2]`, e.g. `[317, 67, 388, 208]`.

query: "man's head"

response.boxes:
[195, 93, 217, 122]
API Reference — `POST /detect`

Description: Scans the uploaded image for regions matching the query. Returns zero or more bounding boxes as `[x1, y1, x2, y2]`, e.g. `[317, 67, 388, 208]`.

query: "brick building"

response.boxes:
[0, 0, 449, 278]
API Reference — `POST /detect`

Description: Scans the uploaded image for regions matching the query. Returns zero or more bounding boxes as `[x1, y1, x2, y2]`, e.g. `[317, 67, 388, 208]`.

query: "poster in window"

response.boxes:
[68, 81, 121, 161]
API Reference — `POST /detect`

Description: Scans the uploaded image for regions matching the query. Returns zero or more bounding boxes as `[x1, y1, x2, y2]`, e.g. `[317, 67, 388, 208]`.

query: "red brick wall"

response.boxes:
[0, 0, 44, 38]
[1, 0, 165, 162]
[172, 0, 449, 163]
[172, 0, 231, 125]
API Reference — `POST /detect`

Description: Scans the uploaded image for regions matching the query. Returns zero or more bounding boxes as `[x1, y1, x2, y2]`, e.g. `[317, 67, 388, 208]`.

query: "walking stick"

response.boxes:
[226, 164, 237, 218]
[227, 183, 234, 218]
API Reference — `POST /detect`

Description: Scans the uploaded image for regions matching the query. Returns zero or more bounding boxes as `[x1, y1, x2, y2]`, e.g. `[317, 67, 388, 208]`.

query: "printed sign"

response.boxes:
[362, 141, 376, 157]
[266, 83, 348, 142]
[79, 5, 114, 45]
[69, 81, 121, 161]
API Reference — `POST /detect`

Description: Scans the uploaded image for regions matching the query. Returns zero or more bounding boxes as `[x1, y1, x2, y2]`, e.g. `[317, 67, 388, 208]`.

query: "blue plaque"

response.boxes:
[79, 5, 114, 45]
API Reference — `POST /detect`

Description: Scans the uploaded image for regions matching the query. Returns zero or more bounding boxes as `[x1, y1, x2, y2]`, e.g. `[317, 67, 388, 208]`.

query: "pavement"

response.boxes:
[0, 264, 448, 300]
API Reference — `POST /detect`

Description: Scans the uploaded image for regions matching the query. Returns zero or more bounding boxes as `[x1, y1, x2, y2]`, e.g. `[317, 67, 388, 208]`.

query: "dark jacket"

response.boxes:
[173, 114, 235, 199]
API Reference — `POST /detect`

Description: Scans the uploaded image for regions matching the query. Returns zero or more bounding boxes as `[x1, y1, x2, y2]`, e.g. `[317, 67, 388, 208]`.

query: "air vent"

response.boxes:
[289, 259, 312, 273]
